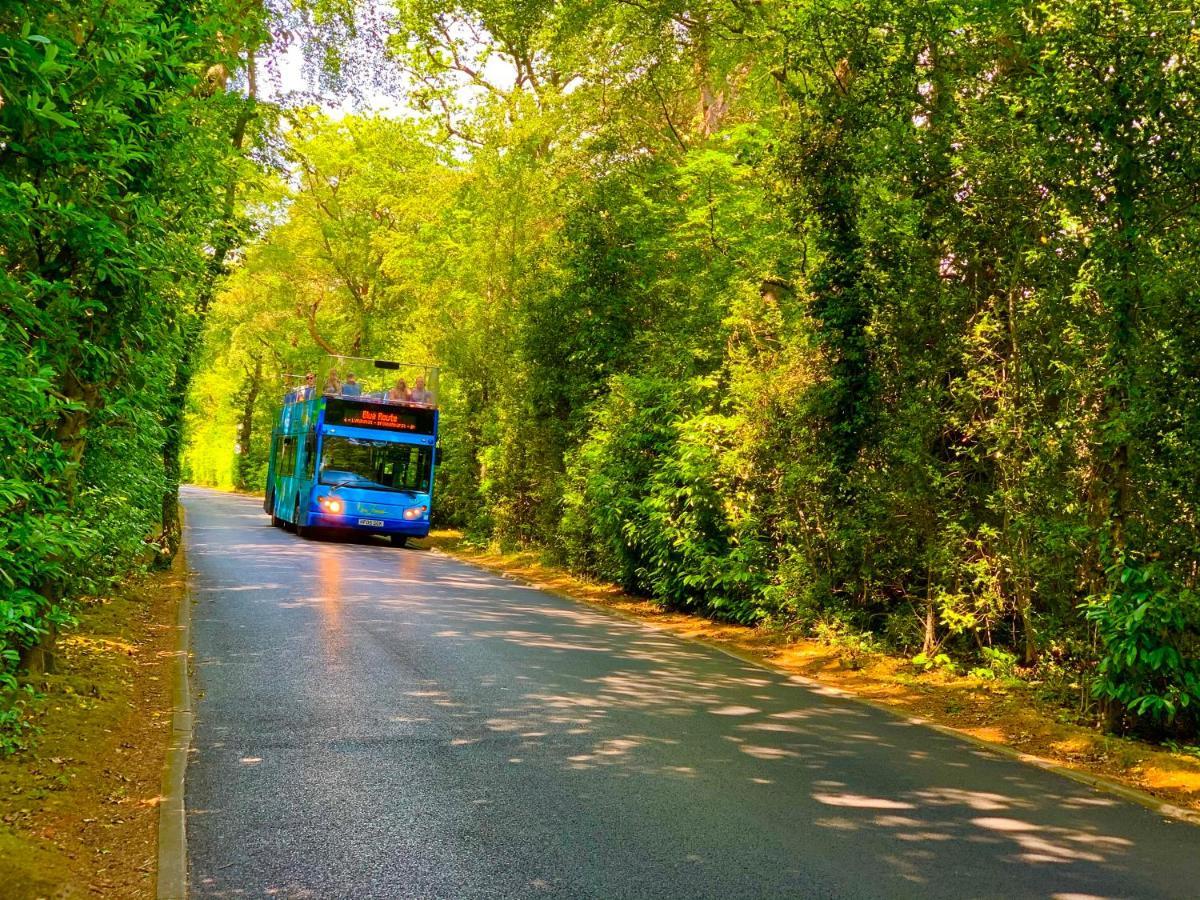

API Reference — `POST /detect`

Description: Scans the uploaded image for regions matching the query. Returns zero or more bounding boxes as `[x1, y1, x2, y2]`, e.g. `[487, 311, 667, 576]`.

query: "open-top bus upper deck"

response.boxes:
[281, 355, 440, 409]
[266, 356, 441, 546]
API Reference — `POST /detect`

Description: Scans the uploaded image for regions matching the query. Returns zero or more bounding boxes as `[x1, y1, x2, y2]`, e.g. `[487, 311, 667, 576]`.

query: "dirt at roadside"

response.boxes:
[422, 530, 1200, 817]
[0, 556, 184, 899]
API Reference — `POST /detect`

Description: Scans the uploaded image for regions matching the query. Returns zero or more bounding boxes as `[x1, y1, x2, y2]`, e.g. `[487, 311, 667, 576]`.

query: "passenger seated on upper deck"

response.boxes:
[387, 379, 410, 402]
[409, 376, 433, 405]
[298, 372, 316, 400]
[322, 369, 341, 396]
[342, 372, 363, 396]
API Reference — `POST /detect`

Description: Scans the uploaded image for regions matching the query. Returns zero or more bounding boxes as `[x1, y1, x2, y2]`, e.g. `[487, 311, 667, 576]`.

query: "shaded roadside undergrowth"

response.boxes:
[0, 555, 185, 898]
[422, 530, 1200, 815]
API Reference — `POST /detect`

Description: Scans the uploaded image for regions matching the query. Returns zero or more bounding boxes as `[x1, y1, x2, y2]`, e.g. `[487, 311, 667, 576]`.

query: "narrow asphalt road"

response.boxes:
[182, 486, 1198, 899]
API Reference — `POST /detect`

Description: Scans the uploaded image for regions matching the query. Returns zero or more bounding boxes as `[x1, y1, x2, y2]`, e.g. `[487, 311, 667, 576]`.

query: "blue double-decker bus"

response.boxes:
[264, 356, 439, 547]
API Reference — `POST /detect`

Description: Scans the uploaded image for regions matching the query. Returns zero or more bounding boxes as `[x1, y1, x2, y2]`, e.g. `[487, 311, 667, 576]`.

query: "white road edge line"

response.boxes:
[158, 507, 193, 900]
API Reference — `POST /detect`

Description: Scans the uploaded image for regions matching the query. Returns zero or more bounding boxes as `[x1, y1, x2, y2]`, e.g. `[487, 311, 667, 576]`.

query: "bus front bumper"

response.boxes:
[307, 512, 430, 538]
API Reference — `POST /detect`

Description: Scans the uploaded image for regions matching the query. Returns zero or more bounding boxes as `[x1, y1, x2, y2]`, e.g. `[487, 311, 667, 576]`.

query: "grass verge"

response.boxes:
[422, 529, 1200, 817]
[0, 553, 185, 898]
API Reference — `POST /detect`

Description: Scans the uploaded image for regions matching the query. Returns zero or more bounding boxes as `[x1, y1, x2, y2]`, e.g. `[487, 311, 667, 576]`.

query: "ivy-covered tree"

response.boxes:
[0, 0, 265, 731]
[182, 0, 1200, 739]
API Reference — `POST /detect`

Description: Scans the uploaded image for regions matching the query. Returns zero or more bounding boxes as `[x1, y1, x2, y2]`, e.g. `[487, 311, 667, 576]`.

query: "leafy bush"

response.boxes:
[814, 618, 878, 670]
[0, 0, 262, 744]
[635, 411, 768, 623]
[560, 375, 687, 591]
[176, 0, 1200, 743]
[1085, 561, 1200, 733]
[912, 652, 959, 676]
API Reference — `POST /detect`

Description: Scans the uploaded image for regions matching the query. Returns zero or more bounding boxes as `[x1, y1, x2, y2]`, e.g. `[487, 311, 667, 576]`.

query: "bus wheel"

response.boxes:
[389, 534, 408, 548]
[271, 513, 285, 528]
[293, 501, 312, 538]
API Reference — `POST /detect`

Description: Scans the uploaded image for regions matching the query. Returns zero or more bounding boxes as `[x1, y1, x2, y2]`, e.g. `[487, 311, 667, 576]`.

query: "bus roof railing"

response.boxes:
[281, 357, 440, 408]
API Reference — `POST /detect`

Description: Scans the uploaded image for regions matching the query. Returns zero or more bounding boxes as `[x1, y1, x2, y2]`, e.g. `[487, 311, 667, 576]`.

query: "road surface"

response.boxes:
[182, 486, 1199, 899]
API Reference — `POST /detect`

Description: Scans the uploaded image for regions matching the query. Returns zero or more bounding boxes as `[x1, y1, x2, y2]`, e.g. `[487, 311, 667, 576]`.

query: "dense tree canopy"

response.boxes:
[0, 0, 268, 742]
[192, 0, 1200, 740]
[4, 0, 1198, 743]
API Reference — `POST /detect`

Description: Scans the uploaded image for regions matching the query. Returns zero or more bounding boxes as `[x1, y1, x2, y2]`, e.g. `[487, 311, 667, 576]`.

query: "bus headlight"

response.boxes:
[403, 505, 428, 520]
[318, 496, 344, 514]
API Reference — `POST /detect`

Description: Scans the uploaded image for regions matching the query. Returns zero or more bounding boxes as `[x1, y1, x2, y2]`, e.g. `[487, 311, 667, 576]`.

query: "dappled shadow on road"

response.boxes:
[183, 488, 1195, 900]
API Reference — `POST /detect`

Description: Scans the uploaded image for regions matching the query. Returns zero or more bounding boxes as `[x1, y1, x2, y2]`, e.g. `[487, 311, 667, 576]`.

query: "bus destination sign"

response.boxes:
[323, 398, 435, 435]
[343, 408, 416, 430]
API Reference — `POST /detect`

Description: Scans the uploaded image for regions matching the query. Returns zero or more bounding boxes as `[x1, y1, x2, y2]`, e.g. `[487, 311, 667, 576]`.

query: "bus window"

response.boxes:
[280, 436, 296, 476]
[319, 438, 432, 493]
[304, 433, 316, 479]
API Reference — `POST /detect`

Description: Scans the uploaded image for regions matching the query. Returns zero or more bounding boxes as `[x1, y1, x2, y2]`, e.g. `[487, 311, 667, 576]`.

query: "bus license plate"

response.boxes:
[357, 518, 385, 527]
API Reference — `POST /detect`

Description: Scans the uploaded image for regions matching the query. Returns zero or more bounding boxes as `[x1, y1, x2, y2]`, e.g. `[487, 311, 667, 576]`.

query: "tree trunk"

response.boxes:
[922, 561, 938, 655]
[158, 48, 259, 560]
[21, 621, 58, 676]
[20, 373, 99, 674]
[1015, 578, 1038, 666]
[923, 596, 937, 656]
[1004, 282, 1037, 666]
[235, 355, 263, 490]
[1097, 78, 1141, 563]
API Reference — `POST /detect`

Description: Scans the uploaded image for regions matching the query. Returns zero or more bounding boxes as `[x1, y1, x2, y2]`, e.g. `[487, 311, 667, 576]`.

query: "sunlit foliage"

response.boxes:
[185, 0, 1200, 738]
[0, 0, 266, 742]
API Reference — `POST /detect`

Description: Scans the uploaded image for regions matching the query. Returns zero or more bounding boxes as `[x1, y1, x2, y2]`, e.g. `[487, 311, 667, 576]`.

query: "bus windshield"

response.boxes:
[320, 438, 433, 493]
